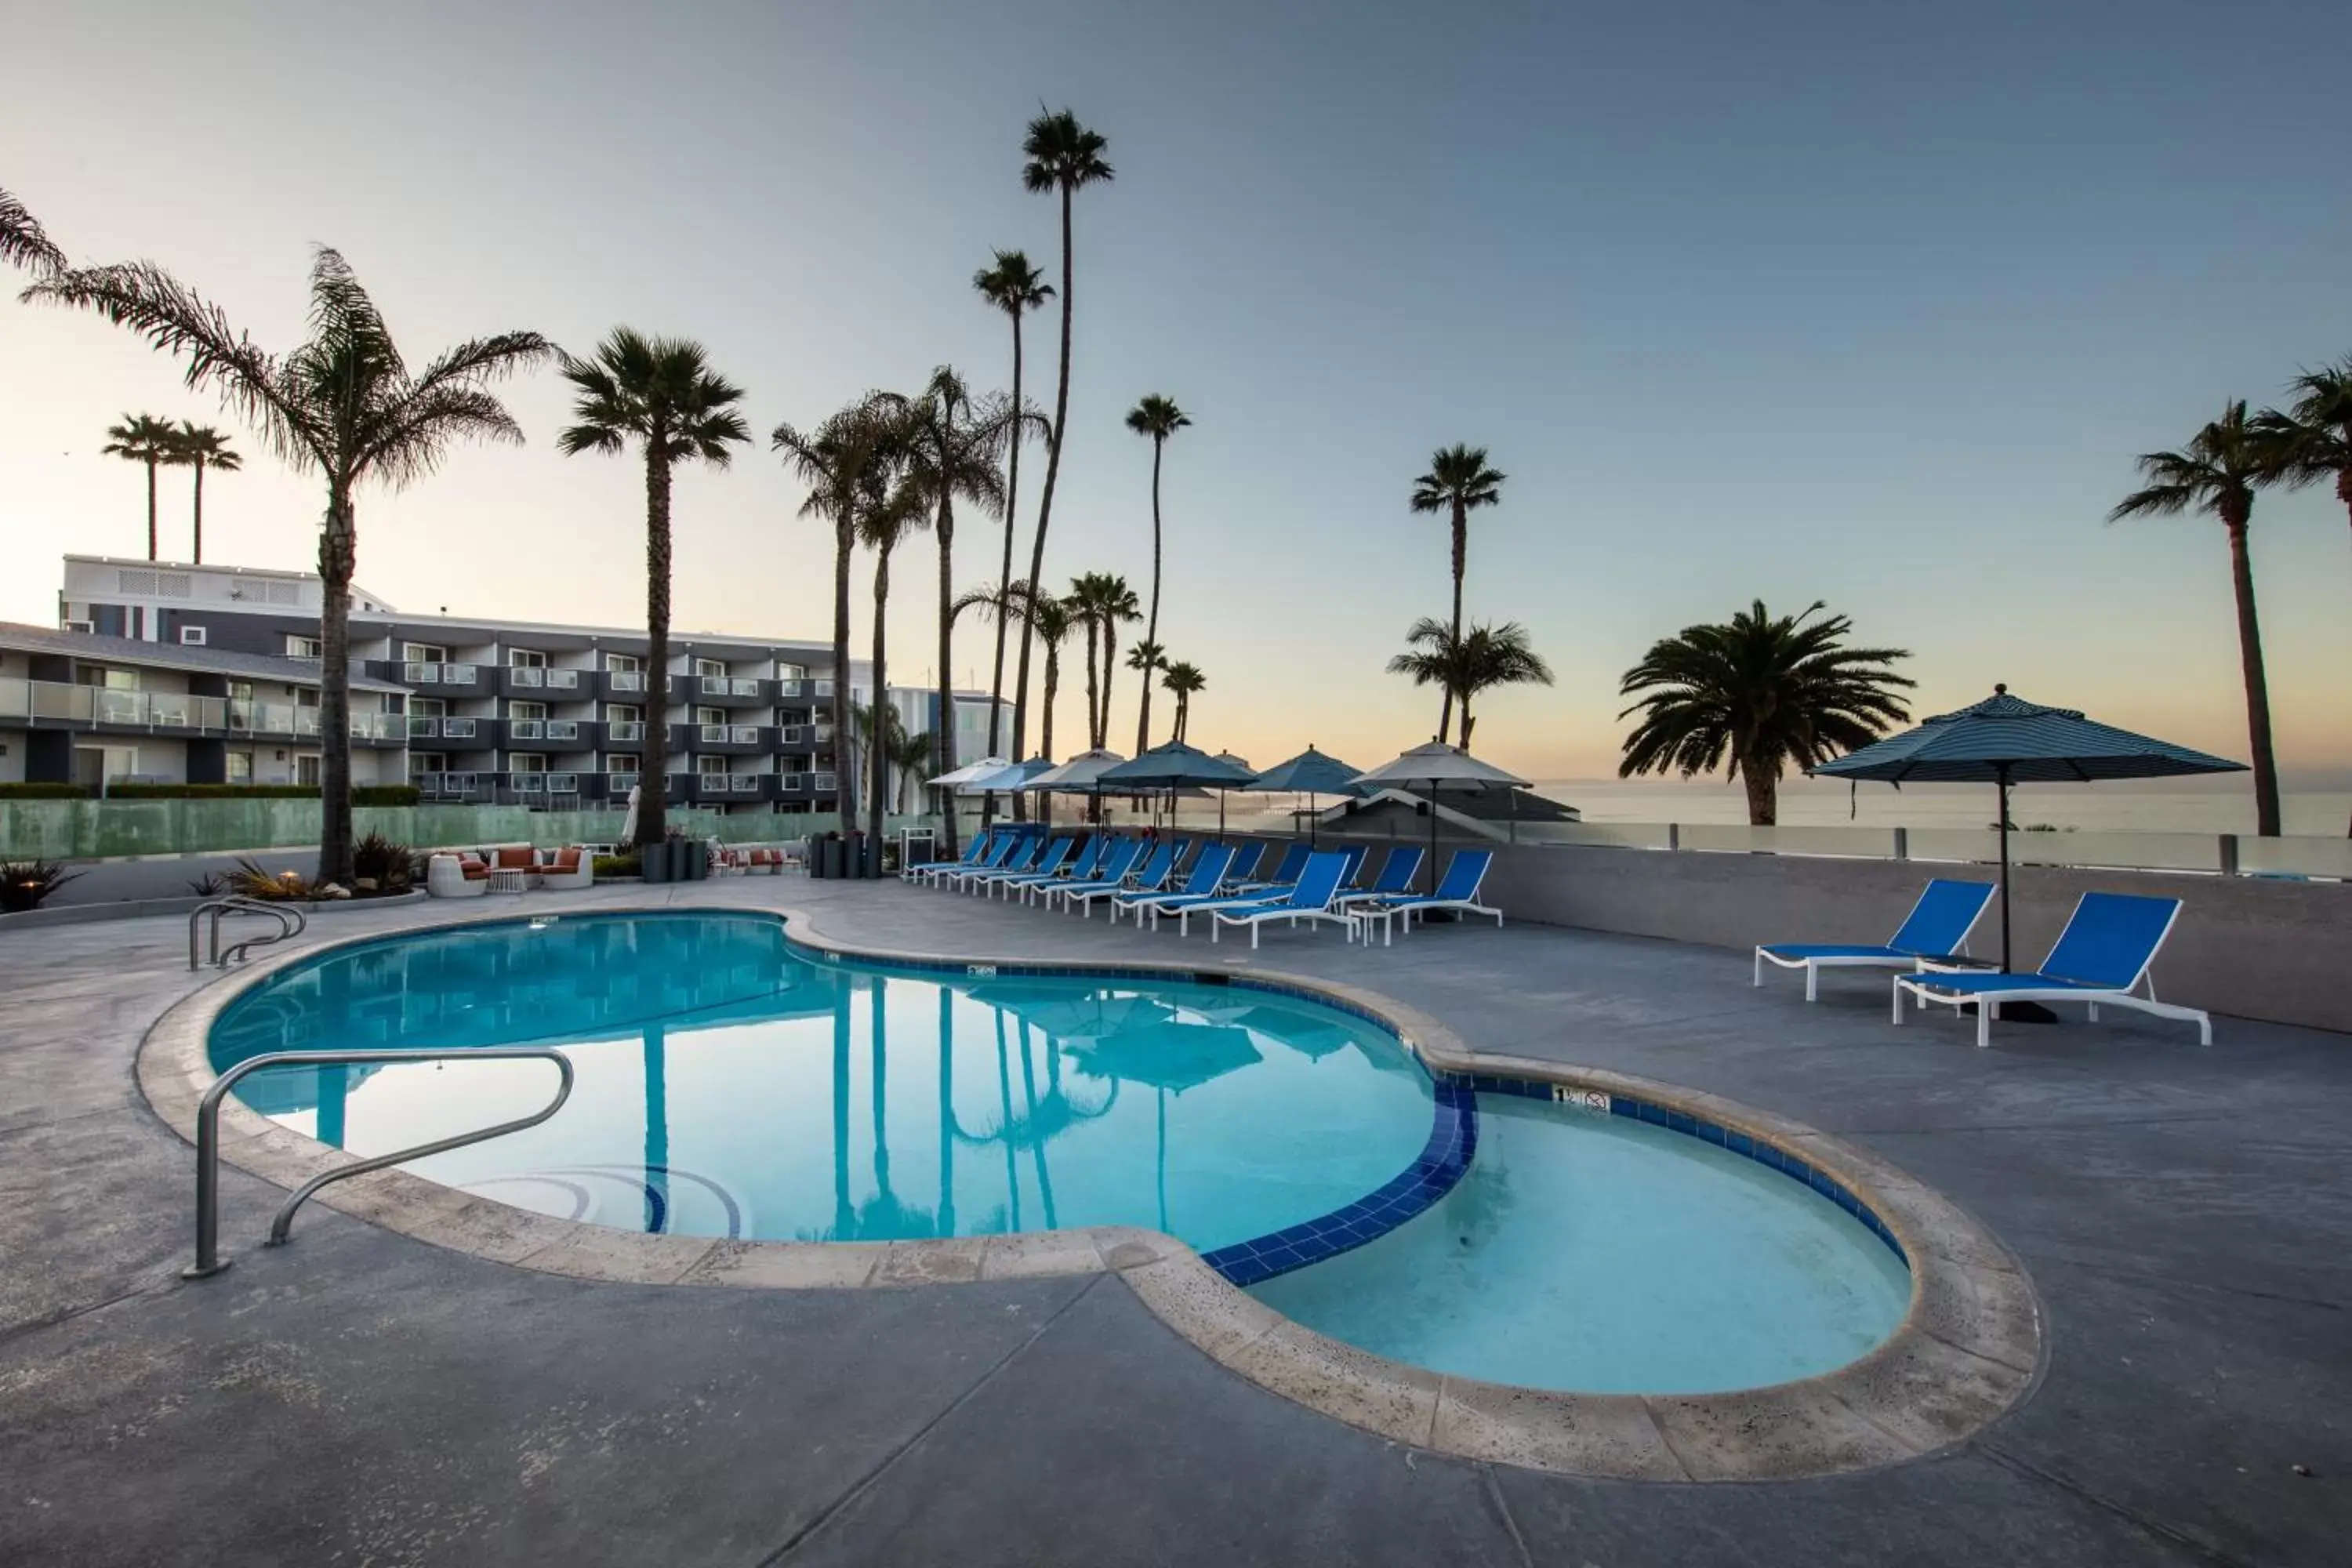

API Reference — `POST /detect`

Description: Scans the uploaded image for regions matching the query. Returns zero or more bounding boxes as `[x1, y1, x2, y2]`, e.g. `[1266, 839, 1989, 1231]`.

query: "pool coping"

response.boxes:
[135, 898, 2044, 1483]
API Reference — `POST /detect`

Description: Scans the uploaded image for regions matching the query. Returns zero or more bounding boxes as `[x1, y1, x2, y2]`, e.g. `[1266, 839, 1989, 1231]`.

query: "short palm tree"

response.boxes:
[775, 394, 901, 832]
[1408, 445, 1506, 744]
[1094, 575, 1138, 750]
[1453, 623, 1554, 748]
[1009, 111, 1113, 792]
[2110, 401, 2285, 837]
[27, 248, 552, 882]
[1617, 601, 1913, 826]
[893, 365, 1019, 855]
[1385, 617, 1462, 742]
[558, 329, 750, 848]
[1160, 659, 1205, 744]
[971, 249, 1053, 773]
[1124, 639, 1165, 746]
[0, 186, 64, 274]
[858, 468, 930, 844]
[2256, 355, 2352, 564]
[1123, 394, 1190, 753]
[1030, 592, 1073, 767]
[165, 422, 239, 564]
[102, 413, 180, 561]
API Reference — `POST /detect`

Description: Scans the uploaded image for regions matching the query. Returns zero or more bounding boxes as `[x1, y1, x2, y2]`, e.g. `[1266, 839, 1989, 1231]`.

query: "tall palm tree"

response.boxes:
[971, 250, 1053, 786]
[2256, 354, 2352, 565]
[1009, 111, 1113, 793]
[2111, 401, 2285, 837]
[558, 329, 750, 848]
[163, 422, 240, 564]
[1076, 573, 1138, 750]
[894, 365, 1018, 855]
[1618, 601, 1913, 826]
[858, 466, 929, 844]
[1408, 445, 1506, 743]
[1123, 394, 1190, 753]
[1160, 659, 1204, 743]
[0, 186, 64, 275]
[775, 394, 900, 833]
[28, 248, 551, 882]
[1124, 639, 1164, 746]
[102, 413, 178, 561]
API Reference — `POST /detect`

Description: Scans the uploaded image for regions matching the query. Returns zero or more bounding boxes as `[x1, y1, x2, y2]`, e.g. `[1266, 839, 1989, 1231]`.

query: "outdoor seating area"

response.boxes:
[905, 824, 1503, 949]
[425, 844, 593, 898]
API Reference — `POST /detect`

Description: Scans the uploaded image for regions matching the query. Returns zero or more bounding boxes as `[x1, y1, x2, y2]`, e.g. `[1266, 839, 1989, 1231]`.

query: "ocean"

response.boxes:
[1528, 779, 2352, 837]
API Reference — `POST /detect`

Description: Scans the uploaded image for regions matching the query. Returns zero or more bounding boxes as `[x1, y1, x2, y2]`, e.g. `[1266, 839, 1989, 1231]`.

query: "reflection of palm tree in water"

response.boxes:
[937, 986, 955, 1236]
[644, 1022, 670, 1233]
[955, 1007, 1117, 1232]
[822, 977, 938, 1241]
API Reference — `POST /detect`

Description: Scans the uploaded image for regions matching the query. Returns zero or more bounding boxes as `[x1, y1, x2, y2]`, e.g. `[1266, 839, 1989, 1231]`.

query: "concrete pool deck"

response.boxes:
[3, 877, 2347, 1565]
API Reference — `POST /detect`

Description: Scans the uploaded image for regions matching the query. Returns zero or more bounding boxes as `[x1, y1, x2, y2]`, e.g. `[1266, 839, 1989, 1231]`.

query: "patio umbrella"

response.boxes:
[1097, 742, 1259, 840]
[618, 783, 641, 847]
[1025, 748, 1130, 795]
[1811, 685, 2245, 971]
[1066, 1019, 1262, 1230]
[1243, 745, 1367, 848]
[1352, 742, 1530, 895]
[927, 755, 1011, 789]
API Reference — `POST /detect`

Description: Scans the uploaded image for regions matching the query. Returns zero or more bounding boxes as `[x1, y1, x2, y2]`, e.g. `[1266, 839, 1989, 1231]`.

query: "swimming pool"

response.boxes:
[209, 910, 1910, 1393]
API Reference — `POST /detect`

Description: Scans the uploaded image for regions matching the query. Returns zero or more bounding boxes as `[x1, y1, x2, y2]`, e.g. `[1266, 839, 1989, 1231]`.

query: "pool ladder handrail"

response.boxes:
[187, 896, 308, 971]
[183, 1047, 575, 1279]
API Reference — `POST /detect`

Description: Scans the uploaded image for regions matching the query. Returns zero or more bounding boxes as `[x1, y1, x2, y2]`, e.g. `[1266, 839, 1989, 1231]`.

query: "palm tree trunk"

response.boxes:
[934, 496, 958, 858]
[640, 448, 673, 847]
[1740, 760, 1777, 827]
[642, 1023, 669, 1232]
[2224, 517, 2281, 837]
[315, 481, 357, 885]
[1101, 625, 1119, 755]
[145, 457, 158, 562]
[870, 549, 891, 851]
[1082, 617, 1099, 750]
[191, 458, 205, 565]
[1040, 648, 1059, 829]
[833, 517, 855, 833]
[986, 311, 1025, 820]
[1139, 437, 1163, 754]
[1011, 180, 1077, 818]
[1439, 499, 1465, 744]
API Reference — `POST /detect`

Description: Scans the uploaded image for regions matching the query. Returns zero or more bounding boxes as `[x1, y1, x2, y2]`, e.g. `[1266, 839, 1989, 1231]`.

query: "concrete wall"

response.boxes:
[1479, 842, 2351, 1036]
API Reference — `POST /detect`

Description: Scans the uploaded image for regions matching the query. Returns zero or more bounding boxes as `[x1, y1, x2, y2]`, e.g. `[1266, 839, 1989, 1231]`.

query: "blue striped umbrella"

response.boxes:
[1813, 685, 2245, 969]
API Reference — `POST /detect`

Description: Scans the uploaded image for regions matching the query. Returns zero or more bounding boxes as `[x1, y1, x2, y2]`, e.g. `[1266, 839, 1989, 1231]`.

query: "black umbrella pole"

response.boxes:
[1997, 771, 2013, 973]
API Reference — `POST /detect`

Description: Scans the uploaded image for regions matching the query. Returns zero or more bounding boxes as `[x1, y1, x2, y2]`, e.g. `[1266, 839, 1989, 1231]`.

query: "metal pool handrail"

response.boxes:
[187, 896, 307, 971]
[183, 1047, 575, 1279]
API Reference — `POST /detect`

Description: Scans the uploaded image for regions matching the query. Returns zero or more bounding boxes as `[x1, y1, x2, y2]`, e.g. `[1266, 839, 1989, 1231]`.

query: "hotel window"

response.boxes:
[402, 641, 448, 662]
[295, 754, 321, 787]
[509, 700, 548, 721]
[697, 755, 728, 777]
[510, 753, 548, 775]
[285, 633, 321, 659]
[179, 626, 208, 645]
[607, 703, 641, 724]
[507, 648, 547, 668]
[693, 657, 726, 678]
[604, 652, 640, 673]
[225, 752, 252, 783]
[695, 706, 724, 727]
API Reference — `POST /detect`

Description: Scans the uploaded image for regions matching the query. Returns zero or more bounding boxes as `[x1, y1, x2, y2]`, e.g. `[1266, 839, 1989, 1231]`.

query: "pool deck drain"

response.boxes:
[137, 898, 2040, 1483]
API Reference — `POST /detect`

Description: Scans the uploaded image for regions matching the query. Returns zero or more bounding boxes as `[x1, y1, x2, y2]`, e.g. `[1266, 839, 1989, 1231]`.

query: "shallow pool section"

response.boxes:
[207, 912, 1438, 1255]
[1247, 1094, 1913, 1393]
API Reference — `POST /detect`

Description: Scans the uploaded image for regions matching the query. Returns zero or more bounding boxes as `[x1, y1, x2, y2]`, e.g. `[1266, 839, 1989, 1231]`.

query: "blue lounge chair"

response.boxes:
[1200, 853, 1356, 946]
[1217, 841, 1267, 891]
[1333, 847, 1424, 913]
[1001, 835, 1112, 903]
[1894, 891, 2210, 1048]
[1754, 878, 1997, 1002]
[1117, 844, 1235, 927]
[903, 830, 995, 884]
[975, 835, 1078, 898]
[1058, 837, 1182, 917]
[1022, 837, 1139, 906]
[952, 835, 1051, 893]
[1354, 850, 1500, 946]
[936, 835, 1022, 891]
[1231, 841, 1310, 893]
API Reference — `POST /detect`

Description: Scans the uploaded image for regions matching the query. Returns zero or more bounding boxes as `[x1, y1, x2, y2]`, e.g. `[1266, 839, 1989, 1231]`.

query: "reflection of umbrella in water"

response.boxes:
[1813, 686, 2245, 975]
[966, 983, 1174, 1041]
[1227, 1003, 1357, 1061]
[1068, 1020, 1262, 1230]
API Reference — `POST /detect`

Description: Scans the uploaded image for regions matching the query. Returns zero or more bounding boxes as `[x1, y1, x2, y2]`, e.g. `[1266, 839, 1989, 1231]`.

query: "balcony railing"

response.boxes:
[699, 676, 764, 697]
[544, 772, 579, 793]
[729, 774, 764, 794]
[506, 666, 544, 688]
[811, 771, 838, 793]
[607, 771, 639, 793]
[0, 678, 403, 742]
[404, 661, 478, 685]
[408, 715, 441, 739]
[779, 775, 810, 793]
[608, 670, 644, 692]
[441, 717, 479, 739]
[545, 719, 580, 742]
[813, 679, 835, 697]
[510, 719, 544, 739]
[777, 679, 806, 698]
[511, 773, 546, 793]
[607, 720, 644, 742]
[779, 724, 809, 744]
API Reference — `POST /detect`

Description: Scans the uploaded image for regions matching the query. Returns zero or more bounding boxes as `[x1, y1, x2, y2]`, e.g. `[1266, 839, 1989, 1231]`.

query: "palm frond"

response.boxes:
[0, 186, 65, 274]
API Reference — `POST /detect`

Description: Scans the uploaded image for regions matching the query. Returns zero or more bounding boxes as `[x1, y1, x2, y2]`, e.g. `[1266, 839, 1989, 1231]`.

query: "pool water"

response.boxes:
[210, 911, 1910, 1392]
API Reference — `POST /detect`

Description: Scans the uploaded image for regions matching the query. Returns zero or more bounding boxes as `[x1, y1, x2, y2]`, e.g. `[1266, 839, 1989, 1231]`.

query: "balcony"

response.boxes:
[498, 666, 586, 696]
[393, 660, 486, 693]
[667, 771, 775, 804]
[499, 718, 590, 751]
[691, 675, 769, 707]
[411, 771, 492, 803]
[0, 679, 404, 745]
[690, 722, 768, 755]
[775, 724, 826, 756]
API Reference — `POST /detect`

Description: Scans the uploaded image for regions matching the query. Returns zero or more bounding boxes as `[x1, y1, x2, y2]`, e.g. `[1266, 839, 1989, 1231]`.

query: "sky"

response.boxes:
[3, 1, 2348, 797]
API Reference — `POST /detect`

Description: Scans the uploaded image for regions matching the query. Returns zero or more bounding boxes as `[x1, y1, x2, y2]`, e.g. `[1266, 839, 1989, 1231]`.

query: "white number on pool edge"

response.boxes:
[967, 964, 997, 978]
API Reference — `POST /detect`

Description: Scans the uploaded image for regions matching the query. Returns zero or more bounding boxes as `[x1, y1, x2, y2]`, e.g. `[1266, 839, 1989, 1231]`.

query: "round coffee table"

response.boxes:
[488, 868, 529, 895]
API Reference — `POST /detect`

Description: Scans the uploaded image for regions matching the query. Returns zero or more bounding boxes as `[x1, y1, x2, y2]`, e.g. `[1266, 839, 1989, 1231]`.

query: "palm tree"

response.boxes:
[1385, 617, 1461, 742]
[1123, 394, 1190, 752]
[1407, 445, 1506, 743]
[1160, 659, 1204, 743]
[2110, 401, 2285, 837]
[889, 728, 935, 814]
[1124, 640, 1165, 746]
[775, 394, 900, 833]
[1009, 111, 1113, 795]
[1618, 601, 1913, 826]
[894, 365, 1018, 855]
[0, 186, 64, 275]
[102, 414, 179, 561]
[557, 329, 750, 848]
[2256, 354, 2352, 564]
[971, 250, 1053, 783]
[1092, 575, 1139, 750]
[28, 248, 552, 883]
[858, 466, 930, 844]
[164, 422, 239, 564]
[1453, 623, 1555, 748]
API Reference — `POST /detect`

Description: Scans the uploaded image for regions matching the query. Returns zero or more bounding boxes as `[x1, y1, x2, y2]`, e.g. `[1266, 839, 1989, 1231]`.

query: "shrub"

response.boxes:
[593, 854, 642, 878]
[0, 858, 79, 912]
[227, 855, 316, 901]
[354, 785, 421, 807]
[110, 783, 318, 799]
[353, 832, 419, 891]
[186, 871, 232, 896]
[0, 782, 90, 800]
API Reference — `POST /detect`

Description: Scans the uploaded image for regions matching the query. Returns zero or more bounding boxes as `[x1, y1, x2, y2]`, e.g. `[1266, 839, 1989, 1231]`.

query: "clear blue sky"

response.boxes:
[3, 1, 2347, 783]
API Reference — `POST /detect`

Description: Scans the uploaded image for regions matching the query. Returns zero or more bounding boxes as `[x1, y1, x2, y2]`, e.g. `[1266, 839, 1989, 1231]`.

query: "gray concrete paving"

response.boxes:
[2, 878, 2347, 1566]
